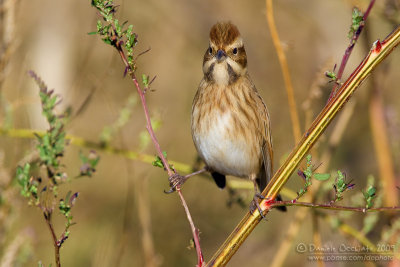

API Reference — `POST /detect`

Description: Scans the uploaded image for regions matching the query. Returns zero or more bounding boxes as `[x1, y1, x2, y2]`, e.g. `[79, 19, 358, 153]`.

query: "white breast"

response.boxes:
[193, 111, 258, 178]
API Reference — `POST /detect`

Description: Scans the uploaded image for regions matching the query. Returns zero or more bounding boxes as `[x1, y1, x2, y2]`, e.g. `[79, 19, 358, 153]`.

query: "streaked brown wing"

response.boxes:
[247, 75, 273, 188]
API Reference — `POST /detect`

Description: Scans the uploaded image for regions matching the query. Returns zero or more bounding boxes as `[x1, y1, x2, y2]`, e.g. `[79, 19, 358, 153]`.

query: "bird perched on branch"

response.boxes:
[191, 21, 285, 212]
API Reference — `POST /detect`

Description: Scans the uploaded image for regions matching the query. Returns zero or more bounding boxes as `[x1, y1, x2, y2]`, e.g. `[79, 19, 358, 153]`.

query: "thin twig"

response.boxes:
[177, 191, 204, 267]
[43, 211, 61, 267]
[184, 167, 207, 180]
[265, 0, 301, 143]
[134, 46, 152, 62]
[327, 0, 376, 102]
[270, 200, 400, 212]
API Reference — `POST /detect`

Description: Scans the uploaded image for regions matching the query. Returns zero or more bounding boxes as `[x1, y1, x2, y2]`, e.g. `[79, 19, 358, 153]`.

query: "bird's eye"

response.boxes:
[232, 47, 238, 55]
[208, 47, 212, 55]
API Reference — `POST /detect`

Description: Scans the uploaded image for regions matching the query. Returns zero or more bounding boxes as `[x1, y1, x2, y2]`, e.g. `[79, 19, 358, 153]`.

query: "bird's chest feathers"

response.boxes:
[203, 111, 233, 146]
[194, 110, 257, 177]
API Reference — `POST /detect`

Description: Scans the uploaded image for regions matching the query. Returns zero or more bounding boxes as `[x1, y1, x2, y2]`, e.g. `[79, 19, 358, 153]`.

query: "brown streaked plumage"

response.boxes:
[191, 22, 285, 211]
[209, 22, 240, 47]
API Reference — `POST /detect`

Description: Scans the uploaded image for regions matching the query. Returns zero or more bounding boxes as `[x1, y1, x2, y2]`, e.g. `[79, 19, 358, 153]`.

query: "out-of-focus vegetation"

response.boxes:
[0, 0, 400, 266]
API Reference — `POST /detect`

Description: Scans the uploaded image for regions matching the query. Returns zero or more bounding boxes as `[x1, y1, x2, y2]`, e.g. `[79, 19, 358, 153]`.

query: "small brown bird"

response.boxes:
[191, 22, 285, 211]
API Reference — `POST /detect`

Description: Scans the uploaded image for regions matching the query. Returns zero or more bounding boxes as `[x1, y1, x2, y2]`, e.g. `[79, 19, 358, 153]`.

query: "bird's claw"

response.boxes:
[254, 192, 265, 199]
[250, 194, 269, 220]
[164, 173, 187, 194]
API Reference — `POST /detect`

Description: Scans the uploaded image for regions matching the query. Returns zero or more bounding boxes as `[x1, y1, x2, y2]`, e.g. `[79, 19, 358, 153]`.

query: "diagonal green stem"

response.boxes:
[207, 26, 400, 267]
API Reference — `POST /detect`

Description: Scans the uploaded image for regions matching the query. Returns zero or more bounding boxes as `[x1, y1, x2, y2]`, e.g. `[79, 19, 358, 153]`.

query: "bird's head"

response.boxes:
[203, 22, 248, 85]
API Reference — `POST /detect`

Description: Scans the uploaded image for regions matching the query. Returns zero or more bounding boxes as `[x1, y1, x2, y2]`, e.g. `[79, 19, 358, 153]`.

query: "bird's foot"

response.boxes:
[164, 173, 187, 194]
[250, 194, 268, 220]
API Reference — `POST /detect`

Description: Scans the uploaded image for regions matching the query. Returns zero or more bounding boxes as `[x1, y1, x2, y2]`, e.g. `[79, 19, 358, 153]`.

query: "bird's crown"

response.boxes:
[209, 22, 241, 47]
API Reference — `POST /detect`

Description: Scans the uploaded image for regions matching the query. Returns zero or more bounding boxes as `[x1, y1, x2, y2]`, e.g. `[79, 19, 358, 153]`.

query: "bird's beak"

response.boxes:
[216, 49, 226, 62]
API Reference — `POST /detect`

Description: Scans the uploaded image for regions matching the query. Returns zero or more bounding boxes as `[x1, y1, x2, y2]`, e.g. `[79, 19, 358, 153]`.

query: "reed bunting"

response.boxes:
[190, 22, 285, 212]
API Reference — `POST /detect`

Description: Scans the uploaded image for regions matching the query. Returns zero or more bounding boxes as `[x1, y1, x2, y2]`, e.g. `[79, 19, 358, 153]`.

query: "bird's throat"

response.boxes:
[212, 62, 230, 86]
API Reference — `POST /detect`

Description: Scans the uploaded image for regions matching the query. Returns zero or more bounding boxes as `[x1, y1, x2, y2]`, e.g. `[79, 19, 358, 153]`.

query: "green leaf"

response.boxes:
[115, 19, 122, 36]
[102, 37, 112, 45]
[325, 70, 337, 82]
[363, 185, 376, 209]
[313, 173, 331, 181]
[348, 7, 364, 39]
[96, 20, 102, 31]
[152, 156, 164, 168]
[142, 74, 149, 87]
[367, 186, 376, 197]
[152, 151, 168, 168]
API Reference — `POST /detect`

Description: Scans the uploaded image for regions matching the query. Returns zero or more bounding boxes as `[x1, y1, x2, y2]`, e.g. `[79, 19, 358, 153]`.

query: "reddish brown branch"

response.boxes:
[111, 25, 204, 266]
[178, 191, 204, 267]
[270, 200, 400, 212]
[113, 35, 173, 177]
[43, 211, 61, 267]
[327, 0, 376, 102]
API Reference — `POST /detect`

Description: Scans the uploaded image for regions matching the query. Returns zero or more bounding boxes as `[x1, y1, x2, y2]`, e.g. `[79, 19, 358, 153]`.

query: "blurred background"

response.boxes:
[1, 0, 400, 266]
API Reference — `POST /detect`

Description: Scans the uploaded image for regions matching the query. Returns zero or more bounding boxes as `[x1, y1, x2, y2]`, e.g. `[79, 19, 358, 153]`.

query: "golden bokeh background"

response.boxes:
[1, 0, 400, 266]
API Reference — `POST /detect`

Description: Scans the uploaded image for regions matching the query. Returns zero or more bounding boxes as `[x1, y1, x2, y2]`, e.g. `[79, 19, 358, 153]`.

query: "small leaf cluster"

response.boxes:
[125, 24, 136, 66]
[152, 151, 174, 171]
[152, 151, 168, 168]
[296, 155, 359, 204]
[91, 0, 138, 69]
[15, 163, 40, 204]
[325, 64, 341, 85]
[325, 70, 338, 83]
[363, 185, 376, 209]
[297, 154, 331, 199]
[28, 71, 66, 177]
[142, 74, 149, 88]
[348, 7, 364, 39]
[332, 170, 355, 203]
[79, 150, 100, 177]
[58, 191, 79, 243]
